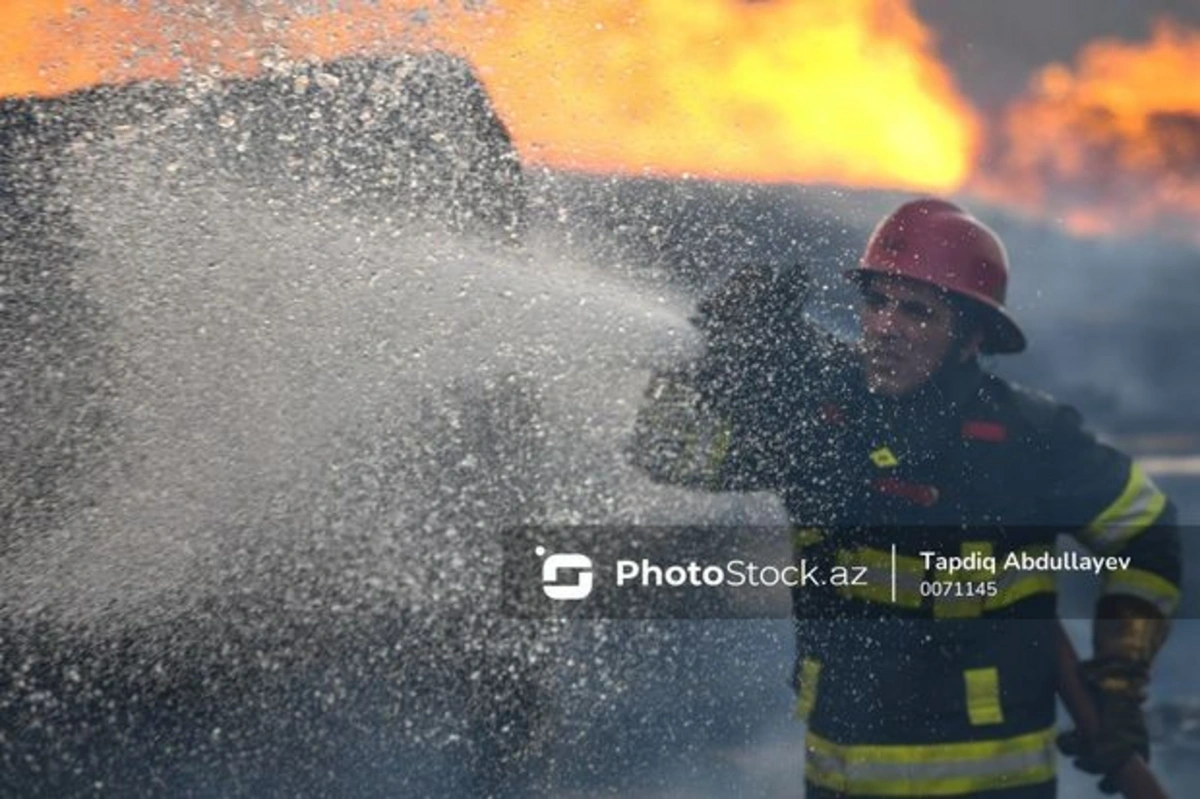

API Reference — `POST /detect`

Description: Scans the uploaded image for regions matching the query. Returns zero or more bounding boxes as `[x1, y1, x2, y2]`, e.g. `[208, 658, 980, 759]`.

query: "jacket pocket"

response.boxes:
[964, 666, 1004, 725]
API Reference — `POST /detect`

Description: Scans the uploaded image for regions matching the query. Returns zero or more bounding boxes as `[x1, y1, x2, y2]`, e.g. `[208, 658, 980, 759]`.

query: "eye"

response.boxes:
[900, 301, 934, 321]
[862, 290, 887, 311]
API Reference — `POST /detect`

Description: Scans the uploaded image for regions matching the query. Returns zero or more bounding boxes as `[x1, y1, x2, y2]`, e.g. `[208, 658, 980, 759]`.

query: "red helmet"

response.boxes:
[849, 198, 1026, 354]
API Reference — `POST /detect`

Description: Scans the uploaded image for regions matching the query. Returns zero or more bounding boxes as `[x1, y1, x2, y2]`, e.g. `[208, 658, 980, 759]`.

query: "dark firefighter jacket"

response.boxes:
[630, 325, 1182, 798]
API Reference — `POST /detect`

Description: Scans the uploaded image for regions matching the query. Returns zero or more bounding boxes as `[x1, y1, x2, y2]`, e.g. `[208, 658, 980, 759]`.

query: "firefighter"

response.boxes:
[630, 198, 1182, 797]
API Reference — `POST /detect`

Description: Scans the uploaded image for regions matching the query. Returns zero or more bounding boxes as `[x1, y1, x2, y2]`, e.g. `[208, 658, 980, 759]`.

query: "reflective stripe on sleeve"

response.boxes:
[699, 423, 733, 487]
[636, 373, 733, 489]
[669, 419, 732, 489]
[1103, 567, 1181, 616]
[794, 657, 821, 721]
[836, 547, 924, 609]
[985, 571, 1056, 611]
[1079, 463, 1167, 554]
[792, 527, 826, 550]
[985, 546, 1056, 611]
[805, 726, 1057, 797]
[832, 545, 1057, 615]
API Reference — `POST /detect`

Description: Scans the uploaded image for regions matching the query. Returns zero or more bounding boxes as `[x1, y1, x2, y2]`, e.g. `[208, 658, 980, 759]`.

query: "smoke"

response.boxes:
[915, 0, 1200, 112]
[960, 209, 1200, 432]
[523, 171, 1200, 439]
[0, 64, 805, 793]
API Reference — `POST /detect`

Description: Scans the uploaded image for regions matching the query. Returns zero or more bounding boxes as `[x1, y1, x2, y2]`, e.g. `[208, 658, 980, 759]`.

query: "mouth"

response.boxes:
[866, 346, 906, 366]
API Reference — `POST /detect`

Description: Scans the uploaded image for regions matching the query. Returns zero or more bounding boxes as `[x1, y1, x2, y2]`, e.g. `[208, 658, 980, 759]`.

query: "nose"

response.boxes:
[862, 300, 899, 339]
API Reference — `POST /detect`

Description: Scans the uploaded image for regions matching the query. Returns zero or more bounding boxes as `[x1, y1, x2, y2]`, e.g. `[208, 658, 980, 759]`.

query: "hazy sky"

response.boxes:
[914, 0, 1200, 111]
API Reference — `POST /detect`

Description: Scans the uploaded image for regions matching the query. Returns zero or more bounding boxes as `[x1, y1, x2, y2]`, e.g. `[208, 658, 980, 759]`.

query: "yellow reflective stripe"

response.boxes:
[1081, 463, 1167, 553]
[1104, 567, 1181, 616]
[674, 420, 732, 489]
[805, 727, 1056, 797]
[792, 526, 825, 550]
[933, 543, 1059, 617]
[843, 546, 905, 571]
[963, 541, 994, 562]
[836, 547, 923, 608]
[933, 593, 982, 618]
[986, 545, 1056, 611]
[794, 657, 821, 720]
[806, 726, 1055, 765]
[964, 668, 1004, 726]
[640, 375, 733, 488]
[1005, 544, 1053, 561]
[986, 572, 1056, 610]
[827, 544, 1061, 614]
[934, 542, 991, 619]
[707, 424, 732, 476]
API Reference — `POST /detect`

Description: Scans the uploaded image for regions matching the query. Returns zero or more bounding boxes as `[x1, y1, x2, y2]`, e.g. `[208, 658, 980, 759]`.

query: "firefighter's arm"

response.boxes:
[629, 341, 799, 491]
[628, 364, 736, 490]
[1043, 404, 1181, 616]
[1045, 405, 1182, 790]
[1068, 495, 1178, 793]
[628, 262, 813, 491]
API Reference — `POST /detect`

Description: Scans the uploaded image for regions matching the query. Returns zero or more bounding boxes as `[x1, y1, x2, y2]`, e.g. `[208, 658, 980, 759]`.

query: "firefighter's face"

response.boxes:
[859, 275, 974, 397]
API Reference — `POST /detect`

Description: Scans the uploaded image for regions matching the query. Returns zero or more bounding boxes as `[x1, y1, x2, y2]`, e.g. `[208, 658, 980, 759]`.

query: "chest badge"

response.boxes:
[869, 446, 899, 468]
[872, 477, 940, 507]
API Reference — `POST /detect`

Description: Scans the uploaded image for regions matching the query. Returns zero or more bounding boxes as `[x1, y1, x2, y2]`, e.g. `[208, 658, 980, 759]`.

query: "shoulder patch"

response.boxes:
[961, 420, 1008, 442]
[872, 477, 939, 507]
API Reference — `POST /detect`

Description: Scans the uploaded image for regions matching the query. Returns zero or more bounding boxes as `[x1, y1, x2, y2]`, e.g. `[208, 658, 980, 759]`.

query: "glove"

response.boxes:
[693, 262, 811, 358]
[1057, 595, 1169, 794]
[692, 263, 815, 404]
[628, 368, 730, 489]
[1056, 659, 1150, 794]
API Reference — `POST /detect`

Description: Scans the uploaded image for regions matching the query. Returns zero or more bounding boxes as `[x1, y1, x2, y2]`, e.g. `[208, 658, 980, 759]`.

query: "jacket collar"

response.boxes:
[862, 357, 986, 432]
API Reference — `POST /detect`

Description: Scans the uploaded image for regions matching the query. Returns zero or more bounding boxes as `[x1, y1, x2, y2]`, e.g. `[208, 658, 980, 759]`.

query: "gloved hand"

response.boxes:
[1057, 595, 1169, 794]
[693, 261, 811, 357]
[691, 262, 815, 399]
[628, 367, 729, 488]
[1056, 657, 1150, 794]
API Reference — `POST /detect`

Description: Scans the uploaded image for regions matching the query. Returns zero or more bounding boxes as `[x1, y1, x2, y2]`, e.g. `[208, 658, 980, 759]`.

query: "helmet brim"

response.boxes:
[845, 267, 1026, 355]
[975, 304, 1026, 355]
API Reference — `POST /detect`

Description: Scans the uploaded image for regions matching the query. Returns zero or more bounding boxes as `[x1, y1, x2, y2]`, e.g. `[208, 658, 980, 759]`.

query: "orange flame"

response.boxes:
[428, 1, 979, 188]
[0, 1, 977, 192]
[0, 1, 194, 92]
[977, 18, 1200, 239]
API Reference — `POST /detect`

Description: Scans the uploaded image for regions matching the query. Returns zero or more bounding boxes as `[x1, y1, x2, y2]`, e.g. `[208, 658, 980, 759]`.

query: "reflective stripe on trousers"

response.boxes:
[805, 726, 1057, 797]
